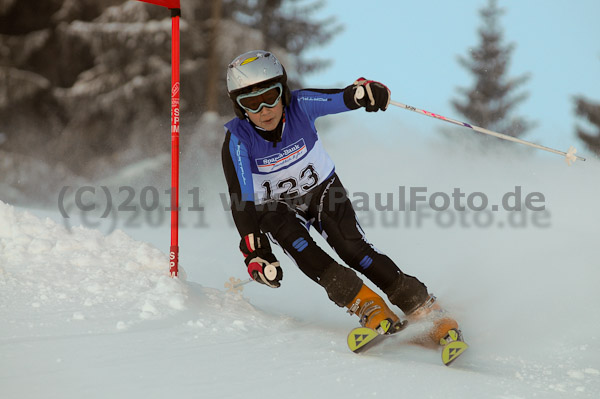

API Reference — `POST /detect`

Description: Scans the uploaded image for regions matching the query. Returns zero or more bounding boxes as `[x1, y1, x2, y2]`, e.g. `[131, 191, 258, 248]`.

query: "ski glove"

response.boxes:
[348, 78, 391, 112]
[240, 233, 283, 288]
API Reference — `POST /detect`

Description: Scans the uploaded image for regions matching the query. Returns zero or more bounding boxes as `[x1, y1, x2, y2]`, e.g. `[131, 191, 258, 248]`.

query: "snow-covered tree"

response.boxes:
[0, 0, 338, 181]
[451, 0, 533, 141]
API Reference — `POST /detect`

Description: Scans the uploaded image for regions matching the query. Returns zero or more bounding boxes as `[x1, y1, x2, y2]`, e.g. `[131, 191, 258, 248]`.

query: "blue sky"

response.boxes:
[303, 0, 600, 156]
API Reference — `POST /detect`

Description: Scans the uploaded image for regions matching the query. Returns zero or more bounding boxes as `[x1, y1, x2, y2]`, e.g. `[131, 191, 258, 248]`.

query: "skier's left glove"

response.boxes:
[240, 233, 283, 288]
[344, 77, 391, 112]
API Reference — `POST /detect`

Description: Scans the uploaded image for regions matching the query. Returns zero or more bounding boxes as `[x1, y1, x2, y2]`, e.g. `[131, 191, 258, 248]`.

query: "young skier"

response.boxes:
[221, 50, 457, 340]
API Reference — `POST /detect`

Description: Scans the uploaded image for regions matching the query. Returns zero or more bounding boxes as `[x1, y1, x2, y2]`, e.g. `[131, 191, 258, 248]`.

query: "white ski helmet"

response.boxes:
[227, 50, 291, 119]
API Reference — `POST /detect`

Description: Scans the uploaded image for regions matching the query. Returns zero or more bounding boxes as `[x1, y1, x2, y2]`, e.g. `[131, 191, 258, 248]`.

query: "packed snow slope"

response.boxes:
[2, 117, 600, 399]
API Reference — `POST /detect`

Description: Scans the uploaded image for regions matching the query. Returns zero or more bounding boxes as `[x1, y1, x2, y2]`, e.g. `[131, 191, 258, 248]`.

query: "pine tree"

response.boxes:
[223, 0, 340, 80]
[451, 0, 533, 141]
[0, 0, 339, 178]
[574, 93, 600, 155]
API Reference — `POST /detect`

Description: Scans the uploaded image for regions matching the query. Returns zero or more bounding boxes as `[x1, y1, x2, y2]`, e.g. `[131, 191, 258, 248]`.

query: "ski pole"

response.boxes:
[224, 276, 253, 293]
[390, 100, 586, 165]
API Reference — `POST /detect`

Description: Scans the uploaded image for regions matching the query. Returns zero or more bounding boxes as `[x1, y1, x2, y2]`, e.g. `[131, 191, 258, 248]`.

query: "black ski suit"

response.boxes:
[221, 87, 428, 313]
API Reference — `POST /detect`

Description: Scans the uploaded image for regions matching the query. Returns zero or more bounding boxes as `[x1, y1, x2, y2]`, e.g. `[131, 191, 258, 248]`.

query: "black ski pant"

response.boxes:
[256, 174, 429, 314]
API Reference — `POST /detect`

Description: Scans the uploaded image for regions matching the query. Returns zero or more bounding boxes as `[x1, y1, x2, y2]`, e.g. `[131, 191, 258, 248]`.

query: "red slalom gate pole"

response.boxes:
[137, 0, 181, 277]
[169, 8, 180, 277]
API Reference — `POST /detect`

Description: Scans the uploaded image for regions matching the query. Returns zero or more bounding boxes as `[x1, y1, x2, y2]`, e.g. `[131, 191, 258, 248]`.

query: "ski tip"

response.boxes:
[442, 341, 468, 366]
[347, 327, 380, 353]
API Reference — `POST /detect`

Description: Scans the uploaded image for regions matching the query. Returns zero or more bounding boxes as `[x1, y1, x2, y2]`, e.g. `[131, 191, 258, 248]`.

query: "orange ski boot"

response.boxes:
[346, 284, 404, 335]
[407, 294, 459, 344]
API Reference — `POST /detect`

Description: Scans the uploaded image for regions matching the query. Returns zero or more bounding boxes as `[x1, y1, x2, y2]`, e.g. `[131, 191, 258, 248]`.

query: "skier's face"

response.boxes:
[246, 101, 283, 131]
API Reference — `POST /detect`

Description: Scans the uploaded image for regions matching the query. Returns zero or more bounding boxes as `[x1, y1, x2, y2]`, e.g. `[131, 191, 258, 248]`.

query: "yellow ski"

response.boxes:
[348, 324, 468, 366]
[440, 329, 468, 366]
[347, 327, 383, 353]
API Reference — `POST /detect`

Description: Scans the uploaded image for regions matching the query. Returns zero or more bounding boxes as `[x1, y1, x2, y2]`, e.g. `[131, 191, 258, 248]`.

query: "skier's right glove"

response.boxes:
[239, 233, 283, 288]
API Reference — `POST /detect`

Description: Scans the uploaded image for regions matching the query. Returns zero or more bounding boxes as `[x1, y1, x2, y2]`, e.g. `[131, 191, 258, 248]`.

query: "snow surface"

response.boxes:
[2, 117, 600, 398]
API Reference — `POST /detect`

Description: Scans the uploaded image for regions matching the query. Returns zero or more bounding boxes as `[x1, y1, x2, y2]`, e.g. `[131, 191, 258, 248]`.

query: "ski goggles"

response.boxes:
[236, 83, 283, 114]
